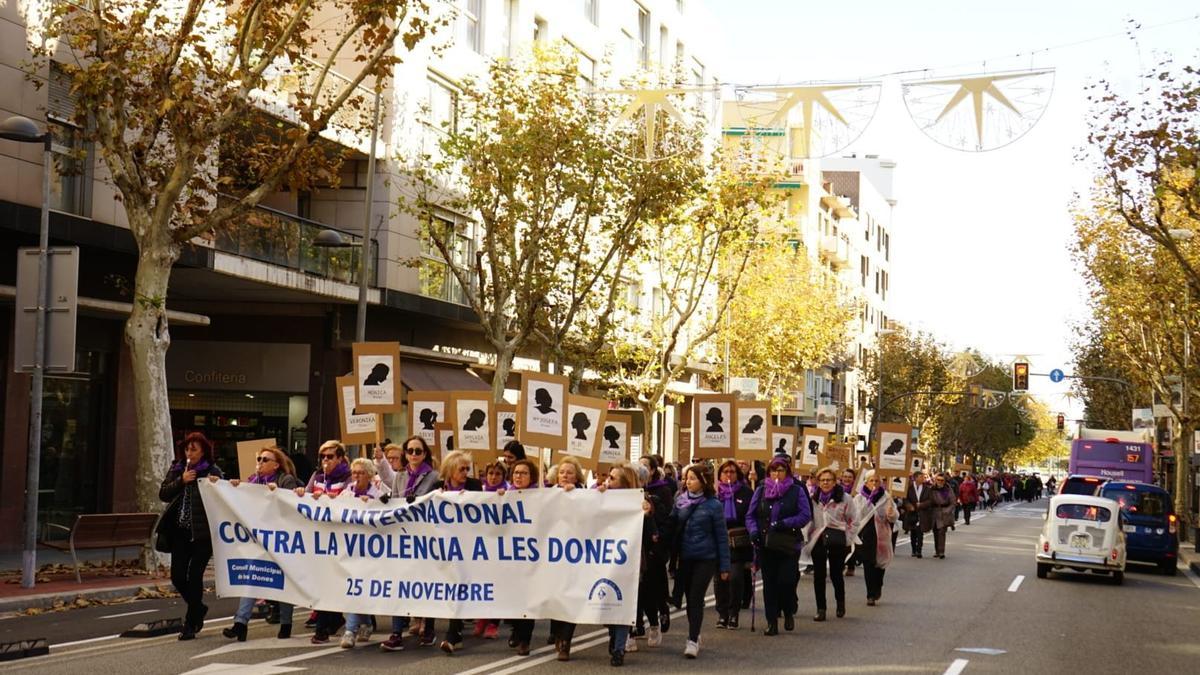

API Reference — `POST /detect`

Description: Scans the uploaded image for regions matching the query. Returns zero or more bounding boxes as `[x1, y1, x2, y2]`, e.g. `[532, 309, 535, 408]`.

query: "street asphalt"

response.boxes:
[1, 498, 1197, 674]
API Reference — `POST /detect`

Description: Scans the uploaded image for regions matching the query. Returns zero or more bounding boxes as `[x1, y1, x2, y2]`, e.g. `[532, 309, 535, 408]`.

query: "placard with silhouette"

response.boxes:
[797, 427, 827, 470]
[434, 422, 455, 464]
[734, 400, 771, 462]
[336, 374, 381, 446]
[518, 371, 568, 450]
[692, 394, 734, 459]
[352, 342, 402, 414]
[495, 403, 517, 451]
[821, 444, 852, 471]
[889, 475, 908, 499]
[875, 423, 913, 477]
[597, 413, 632, 475]
[450, 391, 496, 464]
[768, 426, 796, 462]
[555, 394, 608, 470]
[408, 392, 449, 451]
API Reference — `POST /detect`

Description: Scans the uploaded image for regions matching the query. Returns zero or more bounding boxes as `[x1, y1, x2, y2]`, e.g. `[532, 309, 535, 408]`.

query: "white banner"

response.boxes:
[200, 481, 642, 624]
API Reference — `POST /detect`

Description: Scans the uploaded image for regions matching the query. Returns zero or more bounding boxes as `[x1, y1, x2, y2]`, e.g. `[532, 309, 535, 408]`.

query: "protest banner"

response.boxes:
[768, 426, 796, 461]
[555, 394, 608, 471]
[495, 404, 518, 451]
[201, 481, 643, 624]
[876, 423, 913, 478]
[797, 427, 827, 470]
[450, 391, 496, 465]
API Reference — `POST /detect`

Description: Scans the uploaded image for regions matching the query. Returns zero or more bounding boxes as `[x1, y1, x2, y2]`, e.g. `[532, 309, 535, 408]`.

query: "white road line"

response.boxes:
[487, 635, 610, 675]
[50, 614, 236, 650]
[1181, 563, 1200, 591]
[99, 609, 158, 620]
[944, 658, 970, 675]
[1007, 575, 1025, 593]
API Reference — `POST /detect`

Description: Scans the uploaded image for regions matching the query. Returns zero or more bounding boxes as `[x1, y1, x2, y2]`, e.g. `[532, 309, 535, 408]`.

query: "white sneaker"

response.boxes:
[647, 626, 662, 647]
[626, 635, 638, 652]
[684, 639, 699, 659]
[356, 623, 373, 643]
[340, 630, 356, 649]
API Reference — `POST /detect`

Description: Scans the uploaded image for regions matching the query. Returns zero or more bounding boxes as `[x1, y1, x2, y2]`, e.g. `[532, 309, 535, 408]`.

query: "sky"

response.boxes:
[706, 0, 1200, 418]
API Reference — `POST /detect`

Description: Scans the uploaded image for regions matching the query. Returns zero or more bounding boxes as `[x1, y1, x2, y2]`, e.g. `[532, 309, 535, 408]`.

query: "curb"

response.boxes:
[1178, 544, 1200, 576]
[0, 578, 214, 615]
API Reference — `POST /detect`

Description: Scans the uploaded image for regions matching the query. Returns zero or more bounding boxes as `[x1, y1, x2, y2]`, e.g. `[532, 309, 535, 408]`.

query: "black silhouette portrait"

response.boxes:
[705, 406, 725, 432]
[534, 387, 556, 414]
[463, 408, 486, 431]
[776, 438, 788, 454]
[808, 439, 820, 455]
[502, 418, 516, 437]
[445, 433, 455, 452]
[571, 411, 591, 440]
[364, 363, 390, 386]
[419, 408, 438, 430]
[884, 438, 904, 456]
[603, 424, 621, 449]
[742, 414, 764, 434]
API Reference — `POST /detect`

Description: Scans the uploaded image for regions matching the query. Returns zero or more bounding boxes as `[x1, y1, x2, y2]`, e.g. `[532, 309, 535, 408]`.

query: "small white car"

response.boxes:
[1037, 494, 1127, 584]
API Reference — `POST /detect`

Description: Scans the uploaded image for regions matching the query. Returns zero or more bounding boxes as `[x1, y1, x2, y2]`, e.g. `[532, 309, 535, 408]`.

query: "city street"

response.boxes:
[4, 499, 1197, 675]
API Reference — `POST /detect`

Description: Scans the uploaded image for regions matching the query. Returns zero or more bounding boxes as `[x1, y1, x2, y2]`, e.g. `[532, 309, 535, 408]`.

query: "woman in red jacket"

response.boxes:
[957, 474, 979, 525]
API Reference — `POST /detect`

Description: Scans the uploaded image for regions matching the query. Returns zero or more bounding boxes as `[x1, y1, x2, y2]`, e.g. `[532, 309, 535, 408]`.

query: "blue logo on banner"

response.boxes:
[227, 558, 285, 590]
[587, 578, 623, 606]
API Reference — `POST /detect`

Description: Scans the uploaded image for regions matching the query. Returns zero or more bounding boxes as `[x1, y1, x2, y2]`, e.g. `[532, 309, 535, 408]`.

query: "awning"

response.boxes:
[401, 360, 490, 392]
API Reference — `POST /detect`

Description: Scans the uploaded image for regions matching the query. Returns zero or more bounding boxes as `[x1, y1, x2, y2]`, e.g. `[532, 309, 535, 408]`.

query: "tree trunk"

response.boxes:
[490, 344, 515, 407]
[124, 243, 179, 570]
[640, 399, 660, 460]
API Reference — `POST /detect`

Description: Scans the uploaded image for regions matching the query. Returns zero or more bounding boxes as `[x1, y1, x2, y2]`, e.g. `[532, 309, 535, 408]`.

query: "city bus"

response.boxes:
[1068, 428, 1154, 484]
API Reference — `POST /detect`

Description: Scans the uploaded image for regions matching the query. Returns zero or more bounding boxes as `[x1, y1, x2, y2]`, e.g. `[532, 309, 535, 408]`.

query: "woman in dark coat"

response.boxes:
[670, 464, 730, 659]
[714, 460, 753, 629]
[746, 457, 812, 635]
[638, 454, 674, 642]
[902, 470, 933, 557]
[853, 470, 898, 605]
[157, 431, 223, 640]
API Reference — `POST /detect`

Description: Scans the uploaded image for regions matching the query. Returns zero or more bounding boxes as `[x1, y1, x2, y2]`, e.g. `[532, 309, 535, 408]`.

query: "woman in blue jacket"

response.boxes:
[670, 464, 730, 659]
[746, 457, 813, 635]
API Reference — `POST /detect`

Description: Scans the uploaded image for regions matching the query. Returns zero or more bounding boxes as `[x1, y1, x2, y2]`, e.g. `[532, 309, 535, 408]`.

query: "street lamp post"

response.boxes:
[2, 115, 53, 589]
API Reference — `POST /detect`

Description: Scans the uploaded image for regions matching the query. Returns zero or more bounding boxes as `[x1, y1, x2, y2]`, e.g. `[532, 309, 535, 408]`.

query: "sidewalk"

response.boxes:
[1179, 541, 1200, 575]
[0, 546, 210, 614]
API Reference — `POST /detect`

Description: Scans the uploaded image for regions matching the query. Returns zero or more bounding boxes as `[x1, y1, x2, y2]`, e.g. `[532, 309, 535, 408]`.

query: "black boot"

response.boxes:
[222, 622, 248, 641]
[763, 621, 779, 636]
[277, 624, 292, 639]
[266, 602, 281, 625]
[813, 610, 826, 622]
[836, 602, 846, 618]
[783, 614, 795, 631]
[728, 613, 739, 630]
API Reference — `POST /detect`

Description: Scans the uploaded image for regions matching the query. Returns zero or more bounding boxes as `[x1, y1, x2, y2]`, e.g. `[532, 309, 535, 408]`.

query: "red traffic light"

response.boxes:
[1056, 413, 1065, 431]
[1013, 362, 1030, 391]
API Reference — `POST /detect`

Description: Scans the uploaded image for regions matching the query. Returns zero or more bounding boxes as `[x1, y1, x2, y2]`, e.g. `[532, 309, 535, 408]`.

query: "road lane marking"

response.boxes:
[50, 614, 236, 650]
[1007, 575, 1025, 592]
[99, 609, 158, 620]
[1181, 563, 1200, 590]
[944, 658, 970, 675]
[955, 647, 1006, 655]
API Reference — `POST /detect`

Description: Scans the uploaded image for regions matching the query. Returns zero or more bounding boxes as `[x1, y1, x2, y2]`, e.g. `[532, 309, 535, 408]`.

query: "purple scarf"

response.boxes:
[404, 463, 433, 498]
[171, 458, 212, 474]
[675, 490, 706, 513]
[315, 461, 351, 490]
[349, 480, 373, 498]
[248, 471, 279, 485]
[645, 478, 670, 491]
[818, 488, 834, 505]
[861, 484, 886, 503]
[717, 481, 744, 520]
[483, 480, 509, 492]
[763, 477, 791, 500]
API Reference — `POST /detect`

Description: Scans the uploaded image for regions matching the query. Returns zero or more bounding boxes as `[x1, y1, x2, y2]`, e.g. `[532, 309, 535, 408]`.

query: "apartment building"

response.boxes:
[0, 1, 722, 548]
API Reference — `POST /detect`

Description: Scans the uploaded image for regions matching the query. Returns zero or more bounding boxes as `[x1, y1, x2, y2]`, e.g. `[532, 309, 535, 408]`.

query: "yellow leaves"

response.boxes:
[158, 98, 176, 116]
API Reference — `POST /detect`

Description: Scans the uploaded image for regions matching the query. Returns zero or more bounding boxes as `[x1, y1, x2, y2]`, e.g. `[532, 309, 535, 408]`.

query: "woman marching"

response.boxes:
[156, 432, 224, 640]
[296, 440, 351, 644]
[853, 470, 898, 606]
[433, 451, 482, 654]
[670, 463, 730, 659]
[714, 460, 754, 630]
[217, 445, 300, 641]
[550, 457, 586, 661]
[595, 463, 644, 666]
[499, 457, 539, 656]
[840, 468, 859, 578]
[339, 458, 386, 649]
[929, 472, 956, 559]
[746, 457, 811, 635]
[808, 466, 855, 622]
[637, 455, 674, 643]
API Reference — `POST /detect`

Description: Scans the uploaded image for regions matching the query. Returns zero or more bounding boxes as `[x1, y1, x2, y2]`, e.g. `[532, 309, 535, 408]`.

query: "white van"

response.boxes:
[1036, 494, 1127, 584]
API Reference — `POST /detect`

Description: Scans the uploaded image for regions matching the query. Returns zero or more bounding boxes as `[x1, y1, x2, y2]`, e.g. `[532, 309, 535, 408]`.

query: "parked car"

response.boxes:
[1037, 494, 1127, 584]
[1098, 481, 1179, 575]
[1057, 474, 1108, 496]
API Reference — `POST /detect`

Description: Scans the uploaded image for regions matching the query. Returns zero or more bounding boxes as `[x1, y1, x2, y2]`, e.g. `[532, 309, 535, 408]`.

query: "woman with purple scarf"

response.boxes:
[670, 464, 730, 659]
[215, 445, 301, 641]
[714, 460, 754, 629]
[156, 431, 224, 640]
[338, 459, 386, 649]
[853, 470, 898, 606]
[296, 440, 351, 644]
[809, 466, 856, 621]
[435, 451, 483, 655]
[746, 457, 812, 636]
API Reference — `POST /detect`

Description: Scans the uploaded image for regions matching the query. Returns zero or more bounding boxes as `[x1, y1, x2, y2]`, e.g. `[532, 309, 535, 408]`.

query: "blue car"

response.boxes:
[1098, 481, 1179, 575]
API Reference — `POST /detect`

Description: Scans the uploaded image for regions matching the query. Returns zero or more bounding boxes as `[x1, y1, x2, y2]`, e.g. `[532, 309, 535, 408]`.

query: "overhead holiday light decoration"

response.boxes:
[732, 83, 881, 159]
[901, 68, 1054, 152]
[605, 86, 707, 159]
[949, 351, 986, 379]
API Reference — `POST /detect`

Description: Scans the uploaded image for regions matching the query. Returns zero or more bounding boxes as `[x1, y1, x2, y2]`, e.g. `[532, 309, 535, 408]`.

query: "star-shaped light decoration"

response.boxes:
[901, 68, 1054, 152]
[604, 87, 708, 159]
[747, 83, 880, 158]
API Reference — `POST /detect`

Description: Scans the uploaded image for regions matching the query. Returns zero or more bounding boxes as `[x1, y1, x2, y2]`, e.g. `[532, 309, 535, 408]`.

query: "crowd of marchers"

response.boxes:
[155, 432, 1045, 667]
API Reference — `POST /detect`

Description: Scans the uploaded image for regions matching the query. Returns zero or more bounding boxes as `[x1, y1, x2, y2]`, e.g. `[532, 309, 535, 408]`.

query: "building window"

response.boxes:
[677, 0, 685, 13]
[691, 57, 704, 87]
[884, 232, 890, 261]
[425, 73, 458, 133]
[860, 255, 869, 288]
[675, 40, 684, 69]
[502, 0, 518, 56]
[636, 4, 650, 66]
[533, 16, 548, 42]
[583, 0, 597, 25]
[659, 25, 668, 66]
[460, 0, 483, 53]
[568, 41, 595, 90]
[621, 279, 641, 313]
[420, 214, 474, 305]
[47, 63, 91, 216]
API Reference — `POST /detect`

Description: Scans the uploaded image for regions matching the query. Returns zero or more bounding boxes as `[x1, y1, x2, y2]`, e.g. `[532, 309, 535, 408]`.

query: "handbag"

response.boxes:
[763, 529, 798, 554]
[822, 527, 847, 549]
[727, 526, 751, 550]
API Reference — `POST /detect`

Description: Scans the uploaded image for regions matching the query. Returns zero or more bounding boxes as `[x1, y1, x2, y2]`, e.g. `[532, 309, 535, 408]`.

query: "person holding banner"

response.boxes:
[430, 450, 482, 654]
[596, 464, 642, 667]
[340, 458, 386, 649]
[549, 456, 587, 661]
[808, 467, 855, 622]
[853, 470, 897, 606]
[496, 458, 540, 655]
[468, 462, 509, 642]
[638, 456, 674, 643]
[216, 445, 300, 641]
[746, 457, 811, 636]
[157, 432, 224, 641]
[714, 460, 753, 630]
[298, 441, 350, 644]
[671, 464, 730, 659]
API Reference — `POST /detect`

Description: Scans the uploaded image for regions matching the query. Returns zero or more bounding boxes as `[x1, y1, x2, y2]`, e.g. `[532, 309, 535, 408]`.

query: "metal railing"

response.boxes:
[214, 195, 378, 287]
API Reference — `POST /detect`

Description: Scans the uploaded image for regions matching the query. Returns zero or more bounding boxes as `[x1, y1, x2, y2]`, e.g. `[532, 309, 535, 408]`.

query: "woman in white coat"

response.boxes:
[853, 470, 898, 605]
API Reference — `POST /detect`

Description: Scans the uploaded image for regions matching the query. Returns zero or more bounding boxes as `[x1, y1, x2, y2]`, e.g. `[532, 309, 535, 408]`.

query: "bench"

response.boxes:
[39, 513, 161, 583]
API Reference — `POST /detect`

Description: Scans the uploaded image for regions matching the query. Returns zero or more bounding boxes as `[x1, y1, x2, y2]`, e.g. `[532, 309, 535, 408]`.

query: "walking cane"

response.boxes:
[749, 566, 757, 633]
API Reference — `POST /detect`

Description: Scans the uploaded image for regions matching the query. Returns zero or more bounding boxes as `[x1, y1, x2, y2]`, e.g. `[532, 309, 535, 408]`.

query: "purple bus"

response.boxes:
[1069, 436, 1154, 484]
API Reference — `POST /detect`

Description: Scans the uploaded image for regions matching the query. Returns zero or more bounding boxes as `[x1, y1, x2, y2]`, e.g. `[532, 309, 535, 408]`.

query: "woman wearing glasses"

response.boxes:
[339, 459, 386, 649]
[295, 440, 350, 644]
[853, 470, 898, 605]
[376, 436, 439, 652]
[809, 466, 855, 622]
[433, 450, 481, 654]
[215, 446, 300, 641]
[499, 458, 540, 655]
[746, 457, 811, 636]
[714, 460, 754, 630]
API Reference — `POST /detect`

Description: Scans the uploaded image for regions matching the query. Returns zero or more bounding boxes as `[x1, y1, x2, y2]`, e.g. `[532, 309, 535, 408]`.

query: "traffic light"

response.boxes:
[1056, 414, 1065, 431]
[1014, 422, 1022, 437]
[1013, 362, 1029, 391]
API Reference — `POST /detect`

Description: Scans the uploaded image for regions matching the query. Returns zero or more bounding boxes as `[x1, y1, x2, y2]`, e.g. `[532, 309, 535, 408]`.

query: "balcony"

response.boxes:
[213, 196, 378, 288]
[820, 234, 851, 270]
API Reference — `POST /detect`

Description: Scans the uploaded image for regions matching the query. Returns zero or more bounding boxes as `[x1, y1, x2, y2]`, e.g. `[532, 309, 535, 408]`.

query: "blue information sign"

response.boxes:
[1049, 368, 1065, 383]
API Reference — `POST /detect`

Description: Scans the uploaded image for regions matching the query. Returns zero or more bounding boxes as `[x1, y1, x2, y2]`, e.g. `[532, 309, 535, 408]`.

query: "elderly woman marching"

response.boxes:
[807, 466, 856, 621]
[929, 471, 957, 559]
[746, 457, 812, 636]
[853, 470, 898, 606]
[433, 450, 482, 654]
[339, 458, 387, 649]
[595, 463, 644, 667]
[497, 457, 540, 656]
[550, 457, 587, 661]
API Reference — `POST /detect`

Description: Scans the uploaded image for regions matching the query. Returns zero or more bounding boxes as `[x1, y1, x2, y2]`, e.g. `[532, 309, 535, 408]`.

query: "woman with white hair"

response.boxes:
[854, 470, 898, 606]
